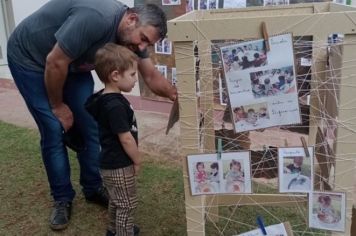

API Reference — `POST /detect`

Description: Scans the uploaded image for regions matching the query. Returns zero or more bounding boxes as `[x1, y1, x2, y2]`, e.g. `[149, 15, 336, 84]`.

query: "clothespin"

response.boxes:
[261, 22, 270, 52]
[217, 138, 222, 160]
[300, 136, 310, 158]
[256, 216, 267, 235]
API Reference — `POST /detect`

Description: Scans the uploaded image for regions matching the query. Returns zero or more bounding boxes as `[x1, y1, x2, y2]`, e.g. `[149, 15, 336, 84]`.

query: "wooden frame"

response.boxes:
[168, 3, 356, 235]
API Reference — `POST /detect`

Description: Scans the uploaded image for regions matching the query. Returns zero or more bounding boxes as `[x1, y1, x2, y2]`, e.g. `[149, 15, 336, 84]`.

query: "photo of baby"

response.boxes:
[187, 154, 222, 195]
[221, 40, 267, 72]
[155, 65, 167, 78]
[250, 66, 295, 98]
[232, 103, 270, 130]
[193, 161, 220, 194]
[221, 152, 251, 194]
[155, 38, 172, 54]
[309, 192, 346, 232]
[279, 147, 313, 193]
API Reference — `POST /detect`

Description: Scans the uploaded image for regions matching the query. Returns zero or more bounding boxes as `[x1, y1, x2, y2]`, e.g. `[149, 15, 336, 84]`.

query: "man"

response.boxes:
[7, 0, 176, 230]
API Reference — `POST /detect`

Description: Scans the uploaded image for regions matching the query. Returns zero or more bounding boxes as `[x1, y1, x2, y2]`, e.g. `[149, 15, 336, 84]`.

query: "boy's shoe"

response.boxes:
[134, 225, 140, 235]
[106, 230, 115, 236]
[85, 187, 109, 207]
[49, 201, 72, 230]
[106, 225, 140, 236]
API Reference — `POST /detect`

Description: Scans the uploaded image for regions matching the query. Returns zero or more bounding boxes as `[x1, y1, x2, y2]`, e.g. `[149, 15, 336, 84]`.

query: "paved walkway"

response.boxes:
[0, 79, 180, 159]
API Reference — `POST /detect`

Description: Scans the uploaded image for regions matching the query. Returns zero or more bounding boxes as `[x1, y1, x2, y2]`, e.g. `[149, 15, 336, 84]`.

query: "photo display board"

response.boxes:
[220, 33, 301, 133]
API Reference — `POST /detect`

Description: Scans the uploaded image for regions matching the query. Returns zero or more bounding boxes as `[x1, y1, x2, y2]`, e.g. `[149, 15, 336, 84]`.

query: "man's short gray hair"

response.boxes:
[130, 4, 167, 41]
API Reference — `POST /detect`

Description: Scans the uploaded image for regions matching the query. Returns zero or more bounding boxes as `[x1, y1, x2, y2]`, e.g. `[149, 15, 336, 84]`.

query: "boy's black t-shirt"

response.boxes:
[86, 91, 138, 169]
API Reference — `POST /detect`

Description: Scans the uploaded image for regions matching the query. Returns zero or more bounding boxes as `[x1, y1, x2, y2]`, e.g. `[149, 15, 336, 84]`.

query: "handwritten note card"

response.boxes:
[220, 33, 301, 132]
[236, 223, 289, 236]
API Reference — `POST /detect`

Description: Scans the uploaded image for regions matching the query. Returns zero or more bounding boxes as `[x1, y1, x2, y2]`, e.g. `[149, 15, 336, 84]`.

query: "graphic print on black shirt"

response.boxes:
[86, 91, 138, 169]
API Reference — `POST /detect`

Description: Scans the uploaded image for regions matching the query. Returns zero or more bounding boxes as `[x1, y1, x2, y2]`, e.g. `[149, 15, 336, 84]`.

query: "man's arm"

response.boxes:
[138, 58, 177, 101]
[45, 43, 74, 131]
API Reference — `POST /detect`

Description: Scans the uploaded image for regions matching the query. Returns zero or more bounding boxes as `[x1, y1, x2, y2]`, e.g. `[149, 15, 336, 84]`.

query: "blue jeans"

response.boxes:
[8, 58, 102, 202]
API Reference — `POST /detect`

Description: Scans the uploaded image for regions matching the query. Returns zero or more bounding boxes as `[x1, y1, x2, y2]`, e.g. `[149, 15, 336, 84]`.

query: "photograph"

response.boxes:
[278, 147, 313, 193]
[198, 0, 208, 9]
[221, 40, 267, 72]
[333, 0, 347, 4]
[198, 0, 218, 9]
[155, 65, 167, 78]
[187, 154, 221, 195]
[155, 38, 172, 55]
[221, 152, 251, 194]
[309, 191, 346, 232]
[236, 222, 289, 236]
[221, 34, 300, 133]
[264, 0, 289, 6]
[162, 0, 181, 5]
[209, 0, 218, 9]
[186, 0, 194, 12]
[232, 103, 270, 129]
[250, 66, 296, 98]
[172, 67, 177, 85]
[223, 0, 247, 9]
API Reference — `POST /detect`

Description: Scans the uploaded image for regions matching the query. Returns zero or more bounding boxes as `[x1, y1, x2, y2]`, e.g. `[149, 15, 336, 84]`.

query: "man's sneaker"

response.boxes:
[106, 225, 140, 236]
[85, 187, 109, 207]
[49, 201, 72, 230]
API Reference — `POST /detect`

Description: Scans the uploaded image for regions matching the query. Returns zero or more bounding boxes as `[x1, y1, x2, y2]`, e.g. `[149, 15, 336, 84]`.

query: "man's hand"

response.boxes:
[134, 163, 141, 176]
[169, 86, 178, 101]
[52, 103, 73, 131]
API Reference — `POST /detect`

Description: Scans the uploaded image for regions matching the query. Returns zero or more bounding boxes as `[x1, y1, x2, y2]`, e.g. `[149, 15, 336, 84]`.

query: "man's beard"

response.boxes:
[116, 28, 139, 52]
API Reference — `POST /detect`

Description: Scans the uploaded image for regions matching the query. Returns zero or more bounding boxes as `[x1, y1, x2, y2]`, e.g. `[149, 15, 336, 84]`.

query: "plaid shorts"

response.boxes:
[100, 165, 138, 236]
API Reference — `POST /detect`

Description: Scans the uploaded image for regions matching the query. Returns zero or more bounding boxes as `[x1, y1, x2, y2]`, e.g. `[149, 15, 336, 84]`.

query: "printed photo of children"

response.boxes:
[221, 152, 251, 194]
[278, 147, 313, 193]
[198, 0, 218, 9]
[232, 103, 270, 130]
[221, 40, 267, 72]
[187, 154, 222, 195]
[309, 192, 346, 232]
[192, 161, 220, 194]
[250, 66, 295, 98]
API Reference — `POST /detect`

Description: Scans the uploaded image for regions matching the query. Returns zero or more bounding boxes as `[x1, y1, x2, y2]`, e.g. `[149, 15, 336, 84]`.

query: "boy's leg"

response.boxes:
[63, 73, 104, 201]
[115, 166, 138, 236]
[101, 166, 138, 236]
[100, 169, 117, 234]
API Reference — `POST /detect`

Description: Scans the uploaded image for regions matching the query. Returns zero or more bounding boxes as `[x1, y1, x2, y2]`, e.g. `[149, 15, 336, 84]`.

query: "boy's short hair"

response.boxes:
[95, 43, 138, 83]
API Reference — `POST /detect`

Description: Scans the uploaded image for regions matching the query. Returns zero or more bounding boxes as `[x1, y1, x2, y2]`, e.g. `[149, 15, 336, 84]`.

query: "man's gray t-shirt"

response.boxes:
[7, 0, 128, 73]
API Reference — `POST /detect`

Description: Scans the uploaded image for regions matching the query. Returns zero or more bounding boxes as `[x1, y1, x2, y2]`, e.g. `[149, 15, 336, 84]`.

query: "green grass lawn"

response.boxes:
[0, 122, 327, 236]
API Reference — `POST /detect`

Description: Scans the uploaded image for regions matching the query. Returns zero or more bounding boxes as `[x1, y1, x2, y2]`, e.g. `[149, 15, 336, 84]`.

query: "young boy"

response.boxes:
[85, 43, 140, 236]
